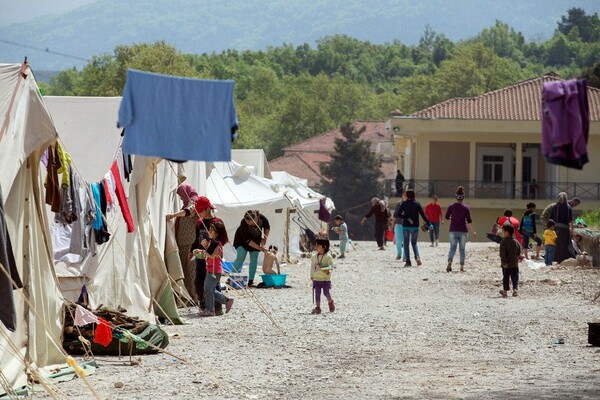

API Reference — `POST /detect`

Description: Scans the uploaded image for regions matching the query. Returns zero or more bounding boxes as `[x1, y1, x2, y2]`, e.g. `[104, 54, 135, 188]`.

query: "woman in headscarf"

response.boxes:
[360, 197, 390, 250]
[549, 192, 576, 263]
[166, 183, 200, 300]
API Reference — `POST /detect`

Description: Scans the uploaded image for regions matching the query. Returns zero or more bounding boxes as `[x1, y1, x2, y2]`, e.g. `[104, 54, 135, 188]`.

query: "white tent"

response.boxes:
[205, 161, 289, 262]
[0, 64, 65, 393]
[271, 171, 335, 255]
[44, 96, 185, 323]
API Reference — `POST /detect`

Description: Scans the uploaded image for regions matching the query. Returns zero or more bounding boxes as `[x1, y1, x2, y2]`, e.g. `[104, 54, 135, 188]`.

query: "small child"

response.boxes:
[196, 221, 234, 317]
[519, 202, 542, 260]
[572, 233, 590, 266]
[310, 237, 335, 314]
[499, 224, 522, 298]
[543, 220, 557, 266]
[332, 215, 349, 259]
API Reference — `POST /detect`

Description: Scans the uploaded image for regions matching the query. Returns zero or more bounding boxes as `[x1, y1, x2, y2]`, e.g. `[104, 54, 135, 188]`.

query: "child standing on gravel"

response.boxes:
[543, 220, 558, 266]
[332, 215, 349, 259]
[310, 237, 335, 314]
[499, 224, 521, 298]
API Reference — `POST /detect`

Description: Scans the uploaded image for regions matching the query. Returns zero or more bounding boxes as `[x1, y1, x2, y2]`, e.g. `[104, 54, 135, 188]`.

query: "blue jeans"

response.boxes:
[402, 228, 420, 261]
[448, 231, 468, 265]
[204, 272, 228, 313]
[339, 239, 347, 256]
[394, 224, 404, 258]
[429, 222, 440, 243]
[233, 247, 259, 280]
[544, 245, 555, 266]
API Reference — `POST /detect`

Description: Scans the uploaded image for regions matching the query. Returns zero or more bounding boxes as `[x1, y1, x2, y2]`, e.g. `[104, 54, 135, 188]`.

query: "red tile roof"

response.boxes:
[410, 73, 600, 121]
[269, 153, 329, 188]
[269, 121, 395, 188]
[284, 121, 392, 153]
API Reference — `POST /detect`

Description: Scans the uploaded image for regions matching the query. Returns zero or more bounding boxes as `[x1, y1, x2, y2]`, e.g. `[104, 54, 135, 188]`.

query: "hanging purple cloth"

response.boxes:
[318, 198, 331, 223]
[542, 79, 589, 170]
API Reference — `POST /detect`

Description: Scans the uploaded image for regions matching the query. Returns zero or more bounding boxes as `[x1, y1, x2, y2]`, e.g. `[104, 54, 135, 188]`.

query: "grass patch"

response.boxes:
[580, 209, 600, 229]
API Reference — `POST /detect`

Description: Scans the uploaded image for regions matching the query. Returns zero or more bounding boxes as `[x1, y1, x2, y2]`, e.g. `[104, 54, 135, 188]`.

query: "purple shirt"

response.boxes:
[542, 79, 589, 170]
[445, 202, 472, 233]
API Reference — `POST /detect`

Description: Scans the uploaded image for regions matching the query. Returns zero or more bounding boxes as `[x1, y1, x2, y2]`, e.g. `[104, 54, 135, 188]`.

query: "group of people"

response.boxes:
[168, 182, 273, 317]
[488, 193, 582, 266]
[357, 186, 476, 271]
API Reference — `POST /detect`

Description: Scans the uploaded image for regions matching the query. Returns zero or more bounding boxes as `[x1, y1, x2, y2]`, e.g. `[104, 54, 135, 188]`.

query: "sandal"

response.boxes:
[328, 300, 335, 313]
[311, 307, 321, 315]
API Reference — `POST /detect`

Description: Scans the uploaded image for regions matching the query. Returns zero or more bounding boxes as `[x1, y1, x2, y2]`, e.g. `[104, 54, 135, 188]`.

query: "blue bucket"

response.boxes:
[260, 273, 288, 288]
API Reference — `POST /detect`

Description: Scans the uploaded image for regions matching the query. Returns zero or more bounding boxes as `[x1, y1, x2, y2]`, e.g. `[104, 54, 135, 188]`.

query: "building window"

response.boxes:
[482, 155, 503, 183]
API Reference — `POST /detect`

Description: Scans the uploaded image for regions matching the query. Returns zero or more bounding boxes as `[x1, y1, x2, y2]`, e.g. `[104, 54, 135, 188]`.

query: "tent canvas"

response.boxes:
[0, 63, 65, 393]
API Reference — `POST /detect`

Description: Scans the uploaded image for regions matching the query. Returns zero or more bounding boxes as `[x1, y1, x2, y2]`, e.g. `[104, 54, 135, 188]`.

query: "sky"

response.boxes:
[0, 0, 95, 26]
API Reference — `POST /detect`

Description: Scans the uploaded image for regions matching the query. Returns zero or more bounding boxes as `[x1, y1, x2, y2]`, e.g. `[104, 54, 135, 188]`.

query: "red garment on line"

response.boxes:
[110, 161, 134, 233]
[93, 317, 113, 347]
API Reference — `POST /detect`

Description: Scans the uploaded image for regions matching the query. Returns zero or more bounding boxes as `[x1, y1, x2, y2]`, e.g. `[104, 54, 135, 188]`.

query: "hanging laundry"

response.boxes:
[0, 185, 22, 332]
[318, 197, 331, 223]
[93, 317, 113, 347]
[118, 69, 238, 162]
[122, 150, 133, 182]
[110, 161, 135, 233]
[45, 143, 62, 212]
[90, 182, 110, 244]
[74, 305, 99, 326]
[102, 177, 115, 212]
[542, 79, 590, 170]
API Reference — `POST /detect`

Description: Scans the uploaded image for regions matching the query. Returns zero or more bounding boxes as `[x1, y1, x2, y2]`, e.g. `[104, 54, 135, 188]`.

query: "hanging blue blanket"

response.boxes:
[118, 69, 237, 162]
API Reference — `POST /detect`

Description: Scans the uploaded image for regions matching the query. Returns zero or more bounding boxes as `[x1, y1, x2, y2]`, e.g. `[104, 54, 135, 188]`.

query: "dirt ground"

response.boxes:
[36, 241, 600, 399]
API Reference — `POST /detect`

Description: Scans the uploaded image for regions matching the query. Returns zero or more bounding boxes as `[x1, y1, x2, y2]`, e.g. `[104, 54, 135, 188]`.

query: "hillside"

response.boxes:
[1, 0, 599, 71]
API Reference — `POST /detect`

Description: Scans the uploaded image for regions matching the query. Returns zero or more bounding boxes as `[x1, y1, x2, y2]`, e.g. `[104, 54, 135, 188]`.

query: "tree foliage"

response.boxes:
[45, 9, 600, 161]
[320, 123, 384, 240]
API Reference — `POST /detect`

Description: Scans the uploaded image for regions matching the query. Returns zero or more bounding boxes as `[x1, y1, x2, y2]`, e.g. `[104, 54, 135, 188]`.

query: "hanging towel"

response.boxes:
[0, 185, 22, 332]
[93, 317, 113, 347]
[542, 79, 589, 170]
[118, 69, 238, 162]
[110, 161, 135, 233]
[74, 305, 99, 326]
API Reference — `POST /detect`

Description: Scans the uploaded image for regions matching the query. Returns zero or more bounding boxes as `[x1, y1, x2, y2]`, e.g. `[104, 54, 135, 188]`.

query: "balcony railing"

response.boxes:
[385, 179, 600, 200]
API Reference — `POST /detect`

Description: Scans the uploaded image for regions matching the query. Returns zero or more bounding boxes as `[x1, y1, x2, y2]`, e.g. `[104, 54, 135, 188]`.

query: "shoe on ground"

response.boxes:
[416, 258, 422, 266]
[378, 246, 385, 250]
[435, 240, 439, 247]
[199, 310, 216, 317]
[396, 255, 402, 260]
[338, 255, 345, 259]
[404, 261, 412, 267]
[311, 307, 321, 315]
[214, 307, 224, 316]
[430, 243, 434, 247]
[225, 298, 234, 313]
[446, 261, 452, 272]
[460, 264, 464, 272]
[247, 279, 254, 287]
[499, 290, 508, 298]
[328, 300, 335, 313]
[512, 290, 519, 297]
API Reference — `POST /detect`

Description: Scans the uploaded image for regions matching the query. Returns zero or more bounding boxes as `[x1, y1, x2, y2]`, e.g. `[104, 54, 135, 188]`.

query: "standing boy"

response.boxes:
[519, 202, 542, 260]
[499, 224, 522, 298]
[332, 215, 349, 259]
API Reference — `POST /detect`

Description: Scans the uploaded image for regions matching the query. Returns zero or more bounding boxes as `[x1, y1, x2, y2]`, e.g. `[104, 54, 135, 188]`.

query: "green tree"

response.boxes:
[558, 7, 600, 42]
[320, 123, 384, 240]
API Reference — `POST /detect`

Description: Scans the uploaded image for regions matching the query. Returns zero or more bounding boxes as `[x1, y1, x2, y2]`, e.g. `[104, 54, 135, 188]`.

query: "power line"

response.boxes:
[0, 38, 90, 63]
